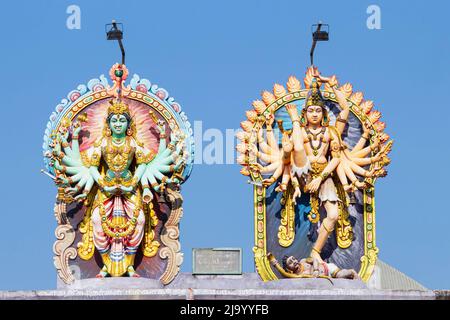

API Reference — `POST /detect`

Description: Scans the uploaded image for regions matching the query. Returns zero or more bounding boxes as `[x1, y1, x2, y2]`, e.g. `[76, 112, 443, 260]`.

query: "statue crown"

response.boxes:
[108, 99, 130, 115]
[305, 79, 325, 108]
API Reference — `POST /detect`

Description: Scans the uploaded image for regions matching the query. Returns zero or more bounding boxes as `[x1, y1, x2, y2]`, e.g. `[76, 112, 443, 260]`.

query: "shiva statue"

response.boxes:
[237, 66, 392, 281]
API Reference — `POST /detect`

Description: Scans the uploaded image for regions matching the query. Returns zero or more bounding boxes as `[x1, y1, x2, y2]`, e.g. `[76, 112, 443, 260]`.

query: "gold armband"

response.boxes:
[135, 150, 147, 165]
[160, 133, 166, 139]
[167, 144, 175, 151]
[292, 180, 299, 188]
[151, 182, 159, 188]
[336, 116, 347, 124]
[330, 142, 341, 158]
[321, 171, 330, 180]
[142, 184, 149, 189]
[91, 153, 101, 166]
[61, 141, 69, 148]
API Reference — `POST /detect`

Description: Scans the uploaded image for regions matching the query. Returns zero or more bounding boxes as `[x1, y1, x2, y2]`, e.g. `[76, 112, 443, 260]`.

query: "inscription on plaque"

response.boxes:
[192, 248, 242, 275]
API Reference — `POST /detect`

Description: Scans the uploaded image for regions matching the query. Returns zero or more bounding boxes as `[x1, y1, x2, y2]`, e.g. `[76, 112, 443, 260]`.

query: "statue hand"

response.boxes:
[275, 183, 287, 193]
[306, 177, 323, 193]
[312, 67, 332, 84]
[265, 114, 275, 127]
[59, 127, 69, 141]
[249, 143, 258, 155]
[293, 187, 301, 204]
[72, 121, 81, 136]
[262, 177, 275, 187]
[285, 103, 299, 121]
[157, 120, 166, 135]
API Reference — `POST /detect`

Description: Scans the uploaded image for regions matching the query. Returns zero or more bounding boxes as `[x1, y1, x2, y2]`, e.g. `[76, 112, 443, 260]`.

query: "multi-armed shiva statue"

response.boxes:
[237, 67, 392, 282]
[43, 64, 194, 284]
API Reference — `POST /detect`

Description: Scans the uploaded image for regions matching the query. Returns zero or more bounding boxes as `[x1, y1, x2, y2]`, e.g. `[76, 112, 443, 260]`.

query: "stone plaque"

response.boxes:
[192, 248, 242, 275]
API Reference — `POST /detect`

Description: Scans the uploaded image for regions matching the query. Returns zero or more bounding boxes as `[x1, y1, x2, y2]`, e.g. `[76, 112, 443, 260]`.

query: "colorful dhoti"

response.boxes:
[91, 190, 145, 276]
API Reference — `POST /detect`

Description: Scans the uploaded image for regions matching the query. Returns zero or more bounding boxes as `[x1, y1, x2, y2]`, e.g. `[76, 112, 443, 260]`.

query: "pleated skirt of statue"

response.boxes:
[91, 191, 145, 276]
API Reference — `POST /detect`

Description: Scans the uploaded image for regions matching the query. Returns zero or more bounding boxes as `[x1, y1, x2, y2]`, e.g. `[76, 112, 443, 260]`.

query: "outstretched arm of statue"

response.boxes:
[262, 164, 283, 187]
[69, 122, 82, 159]
[141, 134, 186, 194]
[265, 115, 278, 150]
[58, 129, 76, 159]
[336, 158, 368, 191]
[333, 86, 350, 134]
[285, 103, 308, 168]
[249, 143, 276, 163]
[291, 175, 302, 204]
[156, 122, 167, 153]
[351, 139, 380, 158]
[244, 161, 280, 175]
[257, 128, 276, 156]
[351, 154, 381, 166]
[312, 68, 349, 134]
[275, 164, 291, 192]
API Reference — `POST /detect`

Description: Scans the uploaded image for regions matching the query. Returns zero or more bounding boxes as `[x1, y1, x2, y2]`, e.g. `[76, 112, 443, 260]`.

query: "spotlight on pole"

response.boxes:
[310, 22, 329, 66]
[105, 20, 125, 65]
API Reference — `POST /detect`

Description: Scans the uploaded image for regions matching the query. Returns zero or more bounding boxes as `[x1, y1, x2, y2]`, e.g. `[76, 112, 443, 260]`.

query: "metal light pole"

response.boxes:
[105, 20, 125, 65]
[310, 22, 329, 66]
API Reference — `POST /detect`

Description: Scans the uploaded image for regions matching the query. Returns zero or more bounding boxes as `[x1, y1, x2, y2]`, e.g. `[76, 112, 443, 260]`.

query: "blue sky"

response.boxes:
[0, 0, 449, 290]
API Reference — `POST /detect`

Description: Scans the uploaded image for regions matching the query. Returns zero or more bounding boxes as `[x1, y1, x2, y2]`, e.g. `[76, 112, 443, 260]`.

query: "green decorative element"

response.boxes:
[144, 96, 153, 103]
[366, 205, 373, 212]
[115, 69, 124, 78]
[163, 110, 172, 119]
[367, 225, 373, 231]
[83, 96, 93, 104]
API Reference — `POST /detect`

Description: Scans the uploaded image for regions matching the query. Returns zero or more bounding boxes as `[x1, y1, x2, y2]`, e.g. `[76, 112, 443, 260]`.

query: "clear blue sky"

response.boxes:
[0, 0, 449, 290]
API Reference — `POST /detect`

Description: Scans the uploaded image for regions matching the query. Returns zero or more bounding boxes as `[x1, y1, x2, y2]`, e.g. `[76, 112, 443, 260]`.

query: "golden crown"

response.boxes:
[108, 99, 130, 115]
[305, 79, 325, 108]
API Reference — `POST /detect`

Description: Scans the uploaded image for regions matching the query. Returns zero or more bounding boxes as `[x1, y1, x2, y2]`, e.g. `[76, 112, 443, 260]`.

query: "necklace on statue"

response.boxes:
[306, 127, 325, 156]
[112, 136, 125, 145]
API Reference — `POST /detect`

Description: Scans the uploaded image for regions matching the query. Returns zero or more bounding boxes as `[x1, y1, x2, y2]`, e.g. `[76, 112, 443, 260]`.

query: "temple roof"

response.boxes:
[367, 260, 428, 291]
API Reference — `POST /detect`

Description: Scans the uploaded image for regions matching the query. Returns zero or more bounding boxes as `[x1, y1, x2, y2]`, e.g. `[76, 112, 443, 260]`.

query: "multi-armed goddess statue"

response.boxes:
[43, 64, 194, 284]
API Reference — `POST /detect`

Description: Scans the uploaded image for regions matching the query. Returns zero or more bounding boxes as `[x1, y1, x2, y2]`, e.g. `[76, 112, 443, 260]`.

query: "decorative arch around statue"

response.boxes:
[237, 67, 392, 282]
[43, 63, 194, 285]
